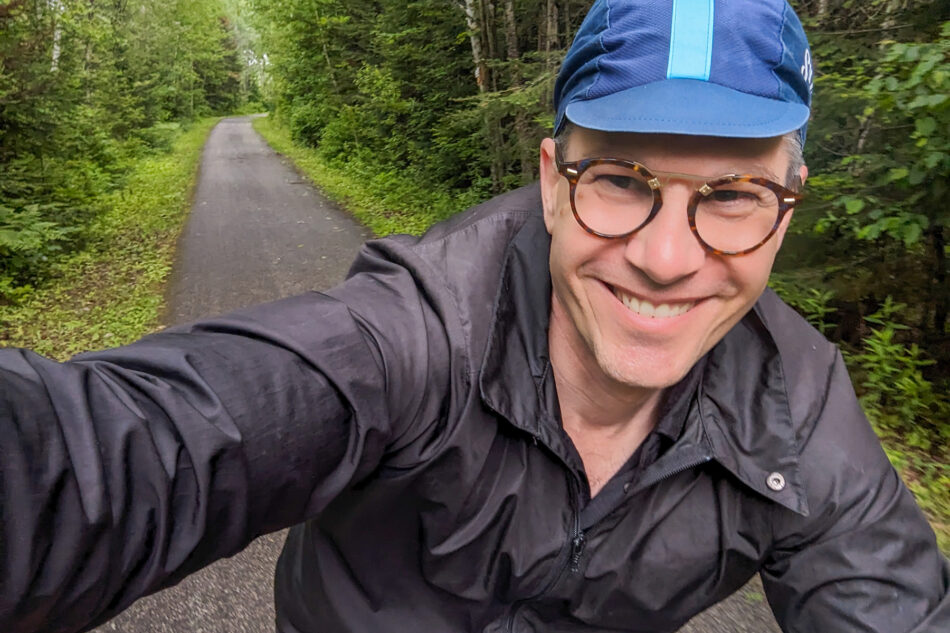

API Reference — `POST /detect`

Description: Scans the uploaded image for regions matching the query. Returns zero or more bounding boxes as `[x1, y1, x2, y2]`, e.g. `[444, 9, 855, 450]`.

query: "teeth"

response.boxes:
[613, 289, 694, 319]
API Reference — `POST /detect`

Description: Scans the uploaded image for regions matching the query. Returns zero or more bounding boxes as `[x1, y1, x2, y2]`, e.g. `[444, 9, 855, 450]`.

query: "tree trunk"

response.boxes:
[481, 0, 498, 91]
[311, 7, 340, 92]
[503, 0, 533, 182]
[544, 0, 558, 66]
[929, 224, 948, 337]
[503, 0, 517, 62]
[563, 0, 572, 46]
[459, 0, 486, 92]
[49, 0, 64, 72]
[854, 0, 907, 160]
[479, 0, 504, 189]
[459, 0, 502, 189]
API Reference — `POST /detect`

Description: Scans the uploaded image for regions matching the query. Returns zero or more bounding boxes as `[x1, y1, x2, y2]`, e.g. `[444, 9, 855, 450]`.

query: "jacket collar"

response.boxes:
[478, 207, 809, 517]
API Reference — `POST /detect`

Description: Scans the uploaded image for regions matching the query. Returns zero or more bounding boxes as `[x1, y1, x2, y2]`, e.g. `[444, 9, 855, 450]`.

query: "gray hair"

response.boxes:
[553, 121, 576, 155]
[782, 132, 806, 191]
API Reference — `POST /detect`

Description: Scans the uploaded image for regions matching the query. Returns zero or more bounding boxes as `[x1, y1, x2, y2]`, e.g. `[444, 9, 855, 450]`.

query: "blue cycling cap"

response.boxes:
[554, 0, 814, 145]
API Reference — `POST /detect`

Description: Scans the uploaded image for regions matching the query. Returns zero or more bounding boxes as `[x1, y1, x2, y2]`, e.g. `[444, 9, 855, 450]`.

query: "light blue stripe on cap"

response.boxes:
[667, 0, 715, 80]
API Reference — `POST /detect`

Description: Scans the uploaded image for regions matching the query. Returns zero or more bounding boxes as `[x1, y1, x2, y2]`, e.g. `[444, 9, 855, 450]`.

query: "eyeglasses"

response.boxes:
[555, 152, 803, 256]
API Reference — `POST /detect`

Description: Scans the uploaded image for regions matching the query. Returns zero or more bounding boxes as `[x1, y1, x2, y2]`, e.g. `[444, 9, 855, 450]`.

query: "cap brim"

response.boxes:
[564, 78, 809, 138]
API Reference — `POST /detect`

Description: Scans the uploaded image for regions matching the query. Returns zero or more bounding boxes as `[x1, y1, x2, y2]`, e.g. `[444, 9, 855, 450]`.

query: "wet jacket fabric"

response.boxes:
[1, 185, 948, 633]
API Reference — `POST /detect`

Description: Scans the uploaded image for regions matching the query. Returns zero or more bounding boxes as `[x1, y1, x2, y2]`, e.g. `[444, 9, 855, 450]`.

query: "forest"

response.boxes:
[2, 1, 948, 544]
[0, 0, 259, 300]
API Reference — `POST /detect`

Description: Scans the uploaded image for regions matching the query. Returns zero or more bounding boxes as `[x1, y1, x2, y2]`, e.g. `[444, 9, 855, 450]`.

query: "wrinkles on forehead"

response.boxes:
[562, 126, 789, 183]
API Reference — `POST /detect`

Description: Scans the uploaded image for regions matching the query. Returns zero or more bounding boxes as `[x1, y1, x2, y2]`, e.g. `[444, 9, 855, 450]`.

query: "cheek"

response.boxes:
[548, 219, 603, 279]
[547, 226, 605, 320]
[724, 250, 779, 303]
[543, 179, 574, 233]
[548, 231, 578, 299]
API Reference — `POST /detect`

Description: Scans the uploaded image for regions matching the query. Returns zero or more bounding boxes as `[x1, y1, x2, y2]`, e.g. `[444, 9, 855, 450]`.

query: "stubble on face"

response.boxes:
[540, 129, 797, 408]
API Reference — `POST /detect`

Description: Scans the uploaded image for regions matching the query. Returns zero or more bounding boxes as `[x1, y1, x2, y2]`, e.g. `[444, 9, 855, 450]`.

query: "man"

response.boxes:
[1, 1, 948, 632]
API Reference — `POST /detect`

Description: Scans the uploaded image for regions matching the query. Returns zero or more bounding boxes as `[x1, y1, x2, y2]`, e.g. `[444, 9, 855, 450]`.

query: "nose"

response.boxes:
[622, 187, 706, 286]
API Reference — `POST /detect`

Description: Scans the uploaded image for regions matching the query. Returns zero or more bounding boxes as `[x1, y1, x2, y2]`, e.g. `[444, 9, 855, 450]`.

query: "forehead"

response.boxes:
[565, 127, 789, 180]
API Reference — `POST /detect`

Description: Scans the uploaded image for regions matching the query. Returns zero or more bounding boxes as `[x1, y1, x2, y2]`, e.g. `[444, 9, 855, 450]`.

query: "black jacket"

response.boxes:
[1, 185, 948, 633]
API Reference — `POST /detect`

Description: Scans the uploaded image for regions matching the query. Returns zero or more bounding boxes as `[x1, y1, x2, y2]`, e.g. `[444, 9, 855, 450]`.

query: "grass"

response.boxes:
[252, 115, 485, 236]
[0, 117, 220, 359]
[881, 442, 950, 554]
[253, 115, 950, 554]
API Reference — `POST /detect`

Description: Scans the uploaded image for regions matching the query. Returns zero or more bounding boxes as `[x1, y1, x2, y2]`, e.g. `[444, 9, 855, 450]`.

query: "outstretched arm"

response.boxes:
[0, 290, 397, 633]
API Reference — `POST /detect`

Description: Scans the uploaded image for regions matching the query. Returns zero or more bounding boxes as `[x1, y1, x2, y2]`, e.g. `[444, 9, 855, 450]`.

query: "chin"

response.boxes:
[598, 351, 693, 391]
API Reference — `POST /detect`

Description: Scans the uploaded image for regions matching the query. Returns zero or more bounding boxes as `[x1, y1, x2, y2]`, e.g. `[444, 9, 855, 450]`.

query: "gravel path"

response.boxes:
[92, 115, 780, 633]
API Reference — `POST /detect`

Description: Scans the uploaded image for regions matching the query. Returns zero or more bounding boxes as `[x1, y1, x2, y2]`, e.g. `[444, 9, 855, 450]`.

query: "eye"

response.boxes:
[589, 173, 652, 197]
[598, 174, 638, 190]
[709, 189, 756, 203]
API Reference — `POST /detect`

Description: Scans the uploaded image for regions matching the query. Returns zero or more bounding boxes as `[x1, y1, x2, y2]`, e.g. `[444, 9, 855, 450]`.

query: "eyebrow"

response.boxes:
[737, 161, 783, 182]
[579, 145, 783, 182]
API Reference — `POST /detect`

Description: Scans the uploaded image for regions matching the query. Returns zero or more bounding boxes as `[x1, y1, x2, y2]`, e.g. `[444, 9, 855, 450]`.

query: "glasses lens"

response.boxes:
[693, 179, 780, 253]
[574, 162, 655, 236]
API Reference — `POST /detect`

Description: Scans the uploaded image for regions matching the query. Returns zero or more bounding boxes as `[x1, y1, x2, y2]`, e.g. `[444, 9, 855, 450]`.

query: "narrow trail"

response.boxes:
[165, 115, 371, 324]
[93, 116, 779, 633]
[92, 115, 369, 633]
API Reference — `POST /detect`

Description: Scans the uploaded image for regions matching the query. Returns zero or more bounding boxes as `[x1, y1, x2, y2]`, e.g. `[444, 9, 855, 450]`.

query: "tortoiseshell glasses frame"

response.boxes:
[554, 149, 804, 257]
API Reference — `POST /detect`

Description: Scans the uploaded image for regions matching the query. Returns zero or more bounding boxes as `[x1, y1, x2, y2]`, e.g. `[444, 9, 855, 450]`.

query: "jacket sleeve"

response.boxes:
[760, 351, 950, 633]
[0, 246, 449, 633]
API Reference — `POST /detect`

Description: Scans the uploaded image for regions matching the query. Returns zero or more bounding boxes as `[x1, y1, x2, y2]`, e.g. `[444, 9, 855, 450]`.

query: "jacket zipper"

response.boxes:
[503, 443, 711, 631]
[569, 530, 587, 573]
[504, 472, 585, 632]
[568, 486, 586, 573]
[628, 451, 713, 498]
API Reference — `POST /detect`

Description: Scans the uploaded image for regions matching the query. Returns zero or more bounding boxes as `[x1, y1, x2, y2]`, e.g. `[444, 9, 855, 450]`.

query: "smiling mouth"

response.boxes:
[611, 287, 696, 319]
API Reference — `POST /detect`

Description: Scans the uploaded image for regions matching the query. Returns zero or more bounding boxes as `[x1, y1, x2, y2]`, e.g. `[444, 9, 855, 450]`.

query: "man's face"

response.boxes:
[540, 127, 804, 393]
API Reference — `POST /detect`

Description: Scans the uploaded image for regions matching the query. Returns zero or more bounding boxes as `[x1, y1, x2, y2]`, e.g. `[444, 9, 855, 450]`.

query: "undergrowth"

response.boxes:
[772, 278, 950, 554]
[0, 118, 219, 359]
[252, 115, 486, 237]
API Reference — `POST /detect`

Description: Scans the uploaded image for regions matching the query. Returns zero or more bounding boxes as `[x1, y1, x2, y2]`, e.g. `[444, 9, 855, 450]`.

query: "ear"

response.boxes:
[539, 137, 560, 234]
[774, 164, 808, 250]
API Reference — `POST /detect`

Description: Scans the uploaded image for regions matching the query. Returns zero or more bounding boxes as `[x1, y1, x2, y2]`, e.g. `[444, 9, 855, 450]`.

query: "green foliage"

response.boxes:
[250, 0, 590, 207]
[823, 294, 950, 552]
[0, 118, 219, 358]
[850, 298, 949, 448]
[793, 2, 949, 340]
[135, 122, 185, 153]
[0, 0, 253, 299]
[882, 441, 950, 554]
[0, 203, 76, 299]
[769, 276, 838, 333]
[813, 25, 949, 248]
[775, 5, 950, 542]
[253, 116, 484, 236]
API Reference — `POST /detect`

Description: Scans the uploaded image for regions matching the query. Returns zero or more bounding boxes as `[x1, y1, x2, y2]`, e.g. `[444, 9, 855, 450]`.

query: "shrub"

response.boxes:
[850, 298, 949, 450]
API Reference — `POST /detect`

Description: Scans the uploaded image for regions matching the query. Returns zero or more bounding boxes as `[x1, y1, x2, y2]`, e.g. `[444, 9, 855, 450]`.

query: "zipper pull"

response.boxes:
[570, 532, 586, 572]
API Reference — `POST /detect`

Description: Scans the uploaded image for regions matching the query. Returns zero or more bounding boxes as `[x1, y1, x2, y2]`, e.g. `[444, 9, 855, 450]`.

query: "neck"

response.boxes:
[548, 302, 664, 437]
[548, 300, 666, 497]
